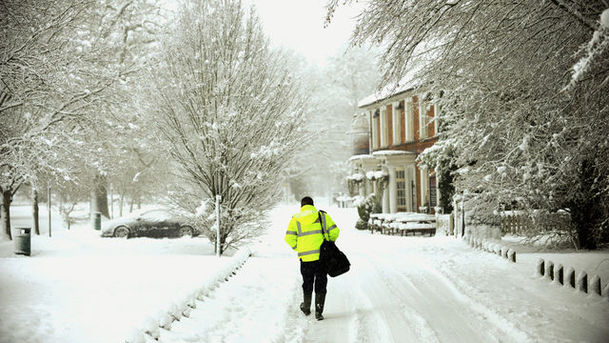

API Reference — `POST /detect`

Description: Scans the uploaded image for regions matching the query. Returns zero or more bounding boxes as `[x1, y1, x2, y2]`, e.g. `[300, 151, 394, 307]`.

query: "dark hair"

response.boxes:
[301, 196, 314, 207]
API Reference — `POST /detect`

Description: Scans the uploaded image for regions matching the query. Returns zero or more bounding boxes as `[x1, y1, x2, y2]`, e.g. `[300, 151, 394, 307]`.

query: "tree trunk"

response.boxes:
[90, 173, 110, 218]
[1, 189, 12, 240]
[119, 193, 124, 217]
[32, 189, 40, 235]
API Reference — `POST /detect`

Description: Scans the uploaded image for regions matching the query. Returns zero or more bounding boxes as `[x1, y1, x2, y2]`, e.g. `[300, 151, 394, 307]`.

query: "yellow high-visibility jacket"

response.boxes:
[284, 205, 339, 262]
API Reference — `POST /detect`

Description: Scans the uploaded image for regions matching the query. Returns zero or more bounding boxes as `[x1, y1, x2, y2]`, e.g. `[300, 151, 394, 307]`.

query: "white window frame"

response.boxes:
[405, 99, 414, 141]
[392, 102, 401, 145]
[432, 102, 438, 136]
[407, 165, 416, 211]
[371, 110, 378, 150]
[419, 96, 428, 139]
[419, 167, 429, 207]
[380, 107, 388, 147]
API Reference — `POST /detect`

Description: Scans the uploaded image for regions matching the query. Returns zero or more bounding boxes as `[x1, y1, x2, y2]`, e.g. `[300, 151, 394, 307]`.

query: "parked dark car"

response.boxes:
[100, 208, 197, 239]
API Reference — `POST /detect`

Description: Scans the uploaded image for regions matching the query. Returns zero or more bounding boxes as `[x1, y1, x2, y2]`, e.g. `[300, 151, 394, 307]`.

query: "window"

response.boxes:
[393, 102, 401, 145]
[396, 169, 406, 211]
[419, 100, 427, 139]
[425, 104, 436, 138]
[405, 100, 414, 141]
[429, 174, 437, 208]
[380, 108, 388, 147]
[371, 110, 379, 150]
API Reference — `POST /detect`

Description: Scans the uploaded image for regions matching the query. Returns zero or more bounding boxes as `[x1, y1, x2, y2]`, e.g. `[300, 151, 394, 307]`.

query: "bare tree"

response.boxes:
[148, 0, 307, 254]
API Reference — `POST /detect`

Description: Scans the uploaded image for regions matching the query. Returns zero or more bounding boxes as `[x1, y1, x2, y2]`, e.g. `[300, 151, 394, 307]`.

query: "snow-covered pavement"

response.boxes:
[1, 203, 608, 343]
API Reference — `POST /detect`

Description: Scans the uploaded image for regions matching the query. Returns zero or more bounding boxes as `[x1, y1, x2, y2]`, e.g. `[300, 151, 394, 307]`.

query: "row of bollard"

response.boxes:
[466, 236, 516, 263]
[537, 258, 608, 300]
[125, 249, 252, 343]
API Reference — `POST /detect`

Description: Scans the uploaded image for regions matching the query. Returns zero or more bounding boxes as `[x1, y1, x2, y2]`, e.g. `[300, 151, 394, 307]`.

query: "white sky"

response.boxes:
[248, 0, 361, 66]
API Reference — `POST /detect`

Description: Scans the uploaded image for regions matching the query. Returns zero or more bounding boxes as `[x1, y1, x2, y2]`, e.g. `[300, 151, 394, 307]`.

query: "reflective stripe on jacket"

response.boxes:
[284, 205, 340, 262]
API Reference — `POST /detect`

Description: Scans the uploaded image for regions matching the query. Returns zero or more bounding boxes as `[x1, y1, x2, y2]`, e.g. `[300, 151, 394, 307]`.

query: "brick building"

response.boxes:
[348, 81, 439, 214]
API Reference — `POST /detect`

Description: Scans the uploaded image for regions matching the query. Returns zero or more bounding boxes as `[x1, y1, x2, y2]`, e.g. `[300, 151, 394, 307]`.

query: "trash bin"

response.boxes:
[92, 212, 101, 231]
[13, 227, 31, 256]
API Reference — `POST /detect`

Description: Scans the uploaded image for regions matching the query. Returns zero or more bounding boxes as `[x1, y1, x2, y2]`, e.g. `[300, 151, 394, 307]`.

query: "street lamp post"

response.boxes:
[216, 194, 221, 257]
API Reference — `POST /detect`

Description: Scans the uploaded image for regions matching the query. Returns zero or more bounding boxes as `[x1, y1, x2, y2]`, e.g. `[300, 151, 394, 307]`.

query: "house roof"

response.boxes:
[372, 150, 413, 156]
[358, 63, 424, 108]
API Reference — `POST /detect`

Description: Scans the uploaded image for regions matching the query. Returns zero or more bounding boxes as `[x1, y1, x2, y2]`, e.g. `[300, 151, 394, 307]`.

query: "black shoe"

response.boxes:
[300, 293, 312, 316]
[315, 293, 326, 321]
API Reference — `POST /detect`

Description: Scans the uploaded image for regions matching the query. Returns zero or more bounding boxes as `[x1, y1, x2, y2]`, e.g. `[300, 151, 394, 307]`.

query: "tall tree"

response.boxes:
[0, 0, 117, 239]
[329, 0, 609, 248]
[149, 0, 307, 254]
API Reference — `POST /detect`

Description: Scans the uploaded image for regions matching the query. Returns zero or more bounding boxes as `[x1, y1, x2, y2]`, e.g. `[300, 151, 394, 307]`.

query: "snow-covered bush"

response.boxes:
[355, 219, 368, 231]
[356, 194, 381, 229]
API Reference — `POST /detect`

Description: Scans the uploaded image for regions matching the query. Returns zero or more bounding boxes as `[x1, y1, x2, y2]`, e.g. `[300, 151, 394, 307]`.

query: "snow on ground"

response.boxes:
[1, 202, 609, 343]
[0, 204, 236, 343]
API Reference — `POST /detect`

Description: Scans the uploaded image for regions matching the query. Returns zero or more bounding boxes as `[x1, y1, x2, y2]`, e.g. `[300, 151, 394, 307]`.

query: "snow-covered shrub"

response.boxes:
[355, 219, 368, 231]
[356, 193, 381, 224]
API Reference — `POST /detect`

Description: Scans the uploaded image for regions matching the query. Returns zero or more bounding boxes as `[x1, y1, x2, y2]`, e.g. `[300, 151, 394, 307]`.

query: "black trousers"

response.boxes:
[300, 260, 327, 295]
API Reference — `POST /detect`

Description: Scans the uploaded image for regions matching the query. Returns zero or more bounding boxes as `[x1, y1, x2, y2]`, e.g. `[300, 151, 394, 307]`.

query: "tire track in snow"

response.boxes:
[302, 253, 398, 343]
[345, 269, 395, 343]
[424, 261, 534, 343]
[369, 251, 532, 343]
[363, 252, 440, 343]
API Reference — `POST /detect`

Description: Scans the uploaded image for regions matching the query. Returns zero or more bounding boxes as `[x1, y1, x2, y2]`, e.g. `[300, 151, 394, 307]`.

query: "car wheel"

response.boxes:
[179, 225, 194, 238]
[114, 226, 130, 238]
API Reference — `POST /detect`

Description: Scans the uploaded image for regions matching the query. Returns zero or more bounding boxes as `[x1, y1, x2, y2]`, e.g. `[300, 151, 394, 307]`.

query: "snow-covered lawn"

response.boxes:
[1, 203, 608, 343]
[0, 205, 238, 343]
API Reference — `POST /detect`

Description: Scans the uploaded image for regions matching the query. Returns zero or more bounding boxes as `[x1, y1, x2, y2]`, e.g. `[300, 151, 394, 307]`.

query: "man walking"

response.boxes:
[285, 196, 340, 320]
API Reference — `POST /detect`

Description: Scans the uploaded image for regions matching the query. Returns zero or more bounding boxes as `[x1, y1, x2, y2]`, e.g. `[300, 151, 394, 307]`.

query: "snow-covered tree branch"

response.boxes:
[330, 0, 609, 248]
[148, 0, 308, 254]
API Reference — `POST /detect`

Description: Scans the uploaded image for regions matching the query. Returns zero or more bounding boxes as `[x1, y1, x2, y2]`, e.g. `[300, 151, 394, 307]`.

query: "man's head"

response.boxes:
[301, 196, 314, 207]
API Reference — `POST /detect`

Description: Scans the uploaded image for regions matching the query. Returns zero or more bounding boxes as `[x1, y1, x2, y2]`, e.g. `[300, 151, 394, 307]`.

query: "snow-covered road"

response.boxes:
[2, 204, 607, 342]
[159, 205, 609, 343]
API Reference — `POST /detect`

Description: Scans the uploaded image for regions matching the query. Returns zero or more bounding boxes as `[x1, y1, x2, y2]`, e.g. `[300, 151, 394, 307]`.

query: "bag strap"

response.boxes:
[318, 210, 329, 241]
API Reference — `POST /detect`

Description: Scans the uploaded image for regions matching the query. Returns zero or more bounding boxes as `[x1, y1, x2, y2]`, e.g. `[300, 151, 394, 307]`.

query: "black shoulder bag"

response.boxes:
[318, 210, 350, 277]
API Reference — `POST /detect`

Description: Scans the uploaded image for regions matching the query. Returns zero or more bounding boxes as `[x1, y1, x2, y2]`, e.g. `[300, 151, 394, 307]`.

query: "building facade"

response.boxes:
[349, 86, 440, 214]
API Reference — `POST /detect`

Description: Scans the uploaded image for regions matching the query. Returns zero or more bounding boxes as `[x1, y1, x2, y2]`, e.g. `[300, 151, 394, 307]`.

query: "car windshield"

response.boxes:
[139, 210, 171, 222]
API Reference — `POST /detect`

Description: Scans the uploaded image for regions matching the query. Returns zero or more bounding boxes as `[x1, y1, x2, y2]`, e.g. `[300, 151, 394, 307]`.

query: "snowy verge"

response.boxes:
[126, 248, 252, 343]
